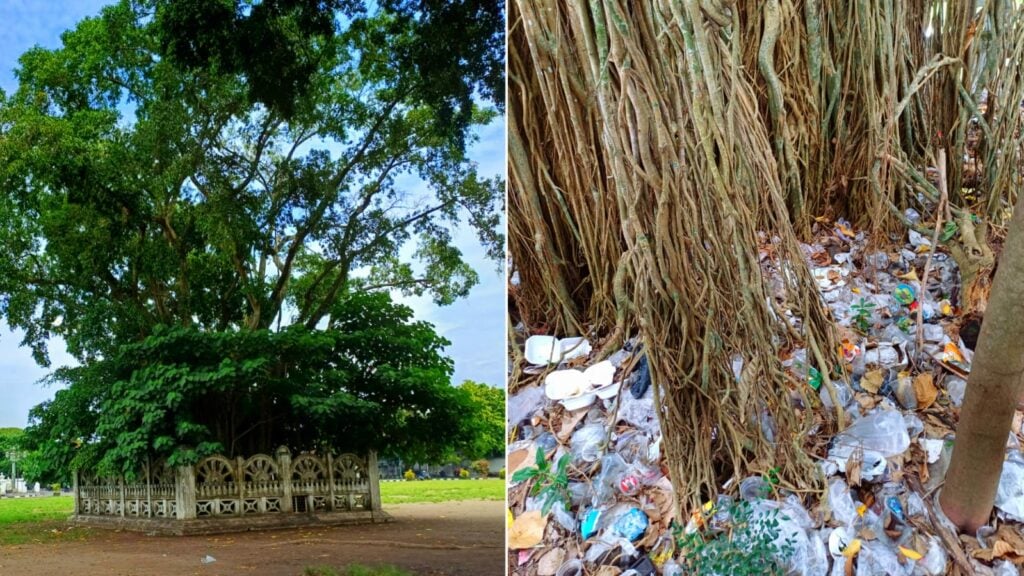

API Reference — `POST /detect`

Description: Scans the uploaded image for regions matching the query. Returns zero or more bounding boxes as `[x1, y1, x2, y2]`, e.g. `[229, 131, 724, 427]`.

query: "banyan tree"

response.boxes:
[509, 0, 1024, 513]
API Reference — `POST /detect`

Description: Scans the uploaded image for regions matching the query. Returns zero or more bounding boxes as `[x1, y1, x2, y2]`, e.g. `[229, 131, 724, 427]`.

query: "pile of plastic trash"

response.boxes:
[507, 215, 1024, 576]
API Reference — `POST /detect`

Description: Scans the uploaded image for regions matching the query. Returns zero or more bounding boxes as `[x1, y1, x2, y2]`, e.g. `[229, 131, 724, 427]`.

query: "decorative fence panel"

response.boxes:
[73, 447, 382, 526]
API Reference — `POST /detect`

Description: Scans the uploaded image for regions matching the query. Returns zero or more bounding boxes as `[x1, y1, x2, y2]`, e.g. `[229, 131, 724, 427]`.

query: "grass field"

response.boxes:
[379, 479, 504, 504]
[0, 495, 91, 545]
[0, 495, 74, 524]
[0, 480, 503, 545]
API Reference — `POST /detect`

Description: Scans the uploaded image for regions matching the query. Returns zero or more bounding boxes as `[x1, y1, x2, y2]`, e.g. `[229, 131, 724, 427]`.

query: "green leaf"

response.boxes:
[511, 466, 539, 483]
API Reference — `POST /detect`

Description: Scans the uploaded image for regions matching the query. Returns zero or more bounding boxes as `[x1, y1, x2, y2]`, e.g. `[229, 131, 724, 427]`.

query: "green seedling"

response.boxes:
[674, 500, 796, 576]
[511, 449, 571, 516]
[850, 297, 876, 333]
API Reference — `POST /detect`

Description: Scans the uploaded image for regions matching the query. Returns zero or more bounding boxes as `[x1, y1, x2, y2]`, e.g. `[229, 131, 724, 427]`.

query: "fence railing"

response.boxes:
[74, 447, 381, 521]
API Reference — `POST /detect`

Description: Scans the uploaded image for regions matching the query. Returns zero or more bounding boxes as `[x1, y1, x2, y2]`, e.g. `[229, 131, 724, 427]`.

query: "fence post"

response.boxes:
[368, 450, 382, 513]
[175, 465, 197, 520]
[277, 446, 293, 513]
[327, 453, 337, 511]
[72, 469, 79, 516]
[145, 457, 152, 518]
[120, 475, 126, 518]
[237, 456, 246, 515]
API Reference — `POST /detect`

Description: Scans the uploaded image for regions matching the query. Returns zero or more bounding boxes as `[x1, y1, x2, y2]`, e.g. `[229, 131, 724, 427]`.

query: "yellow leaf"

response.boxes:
[898, 269, 920, 281]
[899, 546, 923, 560]
[861, 370, 884, 394]
[842, 539, 862, 557]
[913, 373, 939, 410]
[856, 504, 867, 517]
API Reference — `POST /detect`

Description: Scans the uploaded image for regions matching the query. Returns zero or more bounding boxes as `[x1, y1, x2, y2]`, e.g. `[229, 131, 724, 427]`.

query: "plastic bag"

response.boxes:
[830, 409, 911, 461]
[914, 536, 947, 576]
[856, 540, 911, 576]
[828, 478, 859, 527]
[994, 453, 1024, 522]
[508, 385, 547, 430]
[946, 377, 967, 407]
[570, 423, 606, 463]
[591, 453, 628, 506]
[992, 560, 1019, 576]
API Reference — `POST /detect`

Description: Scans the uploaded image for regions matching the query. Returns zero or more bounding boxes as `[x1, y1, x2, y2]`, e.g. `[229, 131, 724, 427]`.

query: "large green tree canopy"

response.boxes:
[0, 0, 504, 475]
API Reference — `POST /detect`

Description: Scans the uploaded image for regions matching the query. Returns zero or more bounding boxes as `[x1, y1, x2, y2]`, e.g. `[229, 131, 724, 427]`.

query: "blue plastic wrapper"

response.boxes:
[581, 508, 602, 539]
[612, 507, 649, 541]
[886, 496, 905, 523]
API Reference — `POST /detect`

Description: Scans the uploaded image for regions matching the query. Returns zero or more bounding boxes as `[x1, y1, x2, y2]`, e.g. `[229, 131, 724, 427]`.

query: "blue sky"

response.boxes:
[0, 2, 506, 427]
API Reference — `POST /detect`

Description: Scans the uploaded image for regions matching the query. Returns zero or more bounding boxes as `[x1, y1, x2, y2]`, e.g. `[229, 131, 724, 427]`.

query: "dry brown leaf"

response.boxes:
[594, 566, 622, 576]
[858, 526, 879, 541]
[509, 446, 539, 477]
[913, 373, 939, 410]
[847, 450, 863, 487]
[861, 370, 884, 394]
[536, 548, 565, 576]
[508, 510, 548, 549]
[650, 489, 677, 526]
[557, 409, 588, 442]
[996, 524, 1024, 551]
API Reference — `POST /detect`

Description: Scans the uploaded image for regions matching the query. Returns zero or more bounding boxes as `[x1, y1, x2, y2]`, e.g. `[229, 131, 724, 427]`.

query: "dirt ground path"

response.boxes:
[0, 500, 504, 576]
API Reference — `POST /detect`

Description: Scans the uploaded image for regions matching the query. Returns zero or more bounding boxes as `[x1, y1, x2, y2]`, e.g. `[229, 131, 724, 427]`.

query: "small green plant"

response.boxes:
[403, 469, 415, 481]
[510, 449, 570, 515]
[459, 468, 470, 479]
[473, 459, 491, 477]
[50, 483, 61, 493]
[498, 468, 506, 479]
[850, 297, 876, 332]
[304, 565, 412, 576]
[674, 499, 795, 576]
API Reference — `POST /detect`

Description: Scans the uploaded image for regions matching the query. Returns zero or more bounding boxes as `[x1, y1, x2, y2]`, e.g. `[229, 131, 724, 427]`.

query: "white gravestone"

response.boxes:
[15, 479, 26, 493]
[33, 482, 40, 493]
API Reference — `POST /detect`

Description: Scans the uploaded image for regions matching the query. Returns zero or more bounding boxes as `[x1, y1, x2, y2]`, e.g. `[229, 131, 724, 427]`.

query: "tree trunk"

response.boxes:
[940, 195, 1024, 532]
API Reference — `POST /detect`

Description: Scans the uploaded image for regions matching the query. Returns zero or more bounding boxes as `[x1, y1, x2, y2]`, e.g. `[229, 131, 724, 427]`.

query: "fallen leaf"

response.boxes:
[557, 409, 588, 442]
[970, 539, 1021, 562]
[991, 540, 1017, 560]
[898, 269, 920, 281]
[861, 370, 884, 394]
[536, 548, 566, 576]
[594, 566, 622, 576]
[899, 546, 923, 560]
[913, 373, 939, 410]
[858, 527, 878, 541]
[842, 538, 862, 557]
[508, 510, 548, 549]
[847, 450, 863, 487]
[508, 446, 539, 477]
